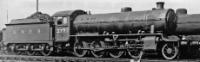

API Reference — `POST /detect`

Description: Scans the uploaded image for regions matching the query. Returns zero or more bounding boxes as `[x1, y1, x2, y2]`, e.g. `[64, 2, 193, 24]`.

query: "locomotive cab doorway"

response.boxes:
[53, 16, 70, 42]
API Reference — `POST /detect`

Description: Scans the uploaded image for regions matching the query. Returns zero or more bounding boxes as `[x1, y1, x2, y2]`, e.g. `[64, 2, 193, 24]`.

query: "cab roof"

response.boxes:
[52, 10, 86, 17]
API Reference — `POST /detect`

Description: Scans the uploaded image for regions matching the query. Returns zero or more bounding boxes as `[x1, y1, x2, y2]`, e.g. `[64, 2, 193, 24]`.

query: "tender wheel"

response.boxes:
[34, 51, 43, 56]
[15, 44, 28, 55]
[73, 41, 88, 57]
[27, 51, 36, 56]
[40, 44, 53, 56]
[7, 44, 16, 55]
[15, 50, 22, 55]
[127, 49, 143, 59]
[109, 50, 124, 58]
[16, 51, 28, 55]
[15, 44, 21, 55]
[27, 45, 36, 56]
[1, 43, 8, 55]
[161, 44, 179, 60]
[91, 41, 105, 58]
[1, 46, 8, 55]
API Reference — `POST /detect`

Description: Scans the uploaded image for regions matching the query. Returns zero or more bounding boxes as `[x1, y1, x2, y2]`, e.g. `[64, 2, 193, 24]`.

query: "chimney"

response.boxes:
[156, 2, 165, 9]
[121, 7, 132, 12]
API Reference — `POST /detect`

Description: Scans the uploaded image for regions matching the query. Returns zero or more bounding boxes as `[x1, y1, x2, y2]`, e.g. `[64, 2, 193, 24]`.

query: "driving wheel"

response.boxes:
[73, 41, 88, 57]
[127, 48, 143, 59]
[91, 41, 105, 58]
[161, 44, 179, 60]
[109, 50, 124, 58]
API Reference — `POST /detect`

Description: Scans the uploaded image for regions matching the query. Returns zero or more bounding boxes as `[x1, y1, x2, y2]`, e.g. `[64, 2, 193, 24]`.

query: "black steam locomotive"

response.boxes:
[2, 2, 200, 60]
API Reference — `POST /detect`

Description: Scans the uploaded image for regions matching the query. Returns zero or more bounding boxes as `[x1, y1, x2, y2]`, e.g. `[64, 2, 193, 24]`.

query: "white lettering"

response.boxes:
[56, 28, 68, 33]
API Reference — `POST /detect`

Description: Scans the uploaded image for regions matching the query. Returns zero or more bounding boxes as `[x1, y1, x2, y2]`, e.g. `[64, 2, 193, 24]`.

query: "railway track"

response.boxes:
[0, 55, 199, 62]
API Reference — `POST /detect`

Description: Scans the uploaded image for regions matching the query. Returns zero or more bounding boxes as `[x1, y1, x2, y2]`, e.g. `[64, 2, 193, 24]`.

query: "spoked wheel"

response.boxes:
[127, 48, 143, 59]
[27, 45, 36, 56]
[40, 44, 53, 56]
[15, 50, 22, 55]
[0, 42, 8, 55]
[27, 51, 36, 56]
[7, 44, 16, 55]
[91, 41, 105, 58]
[109, 50, 125, 58]
[73, 41, 88, 57]
[16, 51, 28, 55]
[161, 44, 179, 60]
[15, 45, 21, 55]
[15, 44, 28, 55]
[1, 46, 8, 55]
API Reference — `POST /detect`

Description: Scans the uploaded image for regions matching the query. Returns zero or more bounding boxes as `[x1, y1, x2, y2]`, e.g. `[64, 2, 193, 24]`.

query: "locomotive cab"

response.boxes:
[52, 16, 70, 42]
[52, 10, 87, 42]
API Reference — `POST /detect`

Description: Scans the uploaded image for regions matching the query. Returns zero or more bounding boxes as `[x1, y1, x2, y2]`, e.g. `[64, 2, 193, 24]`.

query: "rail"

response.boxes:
[0, 55, 199, 62]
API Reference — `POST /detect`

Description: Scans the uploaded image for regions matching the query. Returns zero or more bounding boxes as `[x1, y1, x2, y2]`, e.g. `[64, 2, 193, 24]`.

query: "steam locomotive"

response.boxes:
[2, 2, 200, 60]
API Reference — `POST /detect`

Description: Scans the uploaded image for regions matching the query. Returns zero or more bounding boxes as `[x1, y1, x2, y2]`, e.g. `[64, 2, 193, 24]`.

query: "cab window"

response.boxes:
[63, 17, 68, 24]
[54, 17, 68, 25]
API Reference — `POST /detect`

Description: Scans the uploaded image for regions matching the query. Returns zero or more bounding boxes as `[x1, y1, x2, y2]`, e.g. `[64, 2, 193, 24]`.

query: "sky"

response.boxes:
[0, 0, 200, 29]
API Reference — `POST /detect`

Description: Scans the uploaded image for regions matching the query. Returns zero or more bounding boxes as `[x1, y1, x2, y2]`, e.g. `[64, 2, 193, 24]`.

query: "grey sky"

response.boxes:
[0, 0, 199, 29]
